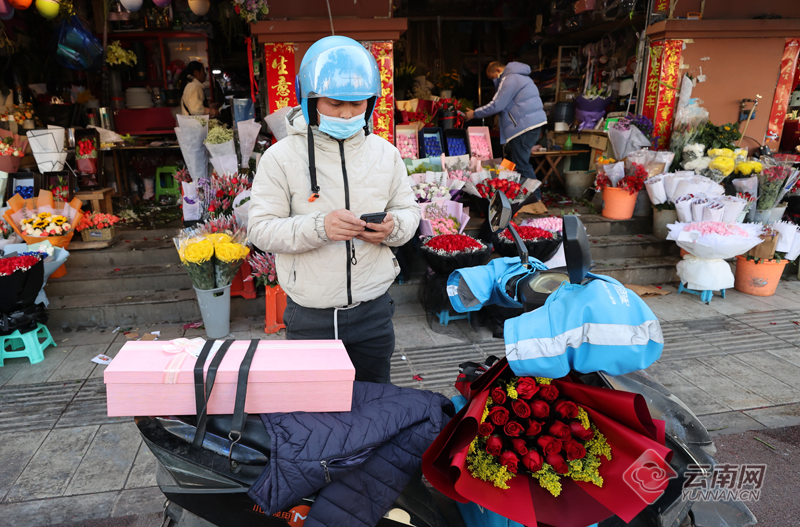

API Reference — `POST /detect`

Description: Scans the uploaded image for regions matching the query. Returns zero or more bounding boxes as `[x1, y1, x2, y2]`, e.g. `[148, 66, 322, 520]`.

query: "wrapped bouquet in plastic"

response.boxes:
[419, 200, 470, 237]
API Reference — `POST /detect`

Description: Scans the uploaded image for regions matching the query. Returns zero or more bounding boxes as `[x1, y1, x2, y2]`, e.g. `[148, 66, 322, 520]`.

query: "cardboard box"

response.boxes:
[746, 234, 779, 260]
[104, 340, 355, 417]
[588, 134, 609, 151]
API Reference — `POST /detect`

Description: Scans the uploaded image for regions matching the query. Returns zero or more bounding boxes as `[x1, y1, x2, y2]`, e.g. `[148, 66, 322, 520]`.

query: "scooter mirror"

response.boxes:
[489, 191, 512, 234]
[562, 215, 592, 284]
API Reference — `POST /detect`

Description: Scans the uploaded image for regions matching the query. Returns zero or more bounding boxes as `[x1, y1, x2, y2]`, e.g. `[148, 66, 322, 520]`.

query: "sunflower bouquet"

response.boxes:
[20, 212, 72, 238]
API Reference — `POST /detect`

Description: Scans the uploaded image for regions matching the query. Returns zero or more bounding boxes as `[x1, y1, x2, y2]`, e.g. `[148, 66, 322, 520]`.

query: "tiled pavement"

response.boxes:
[2, 279, 800, 526]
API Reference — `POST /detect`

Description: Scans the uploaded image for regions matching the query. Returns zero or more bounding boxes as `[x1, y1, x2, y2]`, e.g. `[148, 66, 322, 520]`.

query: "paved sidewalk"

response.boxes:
[1, 279, 800, 526]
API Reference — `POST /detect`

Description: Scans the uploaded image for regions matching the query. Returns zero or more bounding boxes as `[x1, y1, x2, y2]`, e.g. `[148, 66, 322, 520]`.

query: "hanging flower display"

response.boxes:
[231, 0, 269, 23]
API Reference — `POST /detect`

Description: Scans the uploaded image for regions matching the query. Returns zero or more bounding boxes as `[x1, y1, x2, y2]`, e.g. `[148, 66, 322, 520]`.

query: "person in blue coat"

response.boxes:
[466, 61, 547, 197]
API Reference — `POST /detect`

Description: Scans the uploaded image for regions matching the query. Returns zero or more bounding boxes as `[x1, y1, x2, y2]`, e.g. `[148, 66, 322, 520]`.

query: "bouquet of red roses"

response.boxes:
[595, 162, 647, 195]
[418, 234, 491, 276]
[492, 223, 562, 262]
[476, 178, 528, 201]
[423, 358, 673, 527]
[76, 137, 98, 175]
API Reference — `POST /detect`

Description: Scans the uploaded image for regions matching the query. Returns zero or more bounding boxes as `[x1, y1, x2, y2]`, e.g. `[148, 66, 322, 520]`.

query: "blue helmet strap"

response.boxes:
[307, 125, 320, 202]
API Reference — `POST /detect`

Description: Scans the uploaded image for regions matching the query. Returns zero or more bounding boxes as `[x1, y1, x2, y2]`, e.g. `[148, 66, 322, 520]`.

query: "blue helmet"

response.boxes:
[297, 36, 381, 126]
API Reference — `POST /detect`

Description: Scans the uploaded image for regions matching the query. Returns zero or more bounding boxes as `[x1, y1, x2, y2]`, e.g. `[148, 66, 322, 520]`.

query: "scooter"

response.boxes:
[136, 191, 756, 527]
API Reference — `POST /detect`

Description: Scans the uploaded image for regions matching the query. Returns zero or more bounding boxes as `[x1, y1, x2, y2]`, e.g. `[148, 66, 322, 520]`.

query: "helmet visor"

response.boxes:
[299, 46, 381, 100]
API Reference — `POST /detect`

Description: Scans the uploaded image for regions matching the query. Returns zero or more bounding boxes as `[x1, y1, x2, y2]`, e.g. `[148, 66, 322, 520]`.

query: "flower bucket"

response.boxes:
[734, 256, 788, 297]
[264, 285, 287, 335]
[752, 205, 787, 225]
[601, 188, 638, 220]
[194, 284, 231, 339]
[652, 208, 678, 239]
[564, 171, 594, 200]
[80, 227, 114, 242]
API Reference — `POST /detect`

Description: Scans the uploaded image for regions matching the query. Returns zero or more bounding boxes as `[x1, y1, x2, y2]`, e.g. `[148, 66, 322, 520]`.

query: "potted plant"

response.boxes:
[595, 162, 646, 220]
[76, 212, 121, 241]
[734, 226, 789, 297]
[437, 69, 460, 99]
[248, 251, 287, 334]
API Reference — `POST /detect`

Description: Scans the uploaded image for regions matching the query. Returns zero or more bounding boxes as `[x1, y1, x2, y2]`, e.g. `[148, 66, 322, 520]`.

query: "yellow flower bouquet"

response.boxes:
[175, 236, 216, 290]
[174, 216, 250, 290]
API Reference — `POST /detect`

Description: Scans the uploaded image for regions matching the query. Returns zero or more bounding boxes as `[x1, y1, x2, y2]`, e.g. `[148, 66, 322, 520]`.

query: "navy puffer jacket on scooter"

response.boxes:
[248, 382, 453, 527]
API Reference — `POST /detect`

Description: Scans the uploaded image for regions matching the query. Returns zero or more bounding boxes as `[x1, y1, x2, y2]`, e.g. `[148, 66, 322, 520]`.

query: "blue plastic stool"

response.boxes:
[154, 166, 181, 203]
[0, 323, 56, 366]
[434, 310, 472, 326]
[677, 282, 726, 305]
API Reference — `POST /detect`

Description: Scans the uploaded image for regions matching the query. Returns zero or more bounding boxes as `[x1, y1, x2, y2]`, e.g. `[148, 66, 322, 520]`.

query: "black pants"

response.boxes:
[504, 127, 543, 198]
[284, 292, 396, 384]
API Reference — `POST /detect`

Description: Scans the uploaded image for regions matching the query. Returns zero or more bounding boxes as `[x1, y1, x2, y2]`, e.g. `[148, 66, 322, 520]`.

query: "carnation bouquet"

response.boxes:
[757, 165, 797, 210]
[207, 172, 252, 218]
[595, 162, 647, 195]
[423, 358, 673, 527]
[418, 234, 491, 276]
[492, 223, 562, 262]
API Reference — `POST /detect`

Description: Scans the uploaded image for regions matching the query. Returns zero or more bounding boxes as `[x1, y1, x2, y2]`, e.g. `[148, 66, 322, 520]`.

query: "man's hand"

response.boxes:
[357, 212, 394, 245]
[465, 109, 475, 121]
[324, 209, 365, 241]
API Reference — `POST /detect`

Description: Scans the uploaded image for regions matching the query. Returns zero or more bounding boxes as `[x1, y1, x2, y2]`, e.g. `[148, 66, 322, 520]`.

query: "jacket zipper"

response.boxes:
[319, 443, 380, 483]
[338, 140, 354, 305]
[508, 111, 517, 127]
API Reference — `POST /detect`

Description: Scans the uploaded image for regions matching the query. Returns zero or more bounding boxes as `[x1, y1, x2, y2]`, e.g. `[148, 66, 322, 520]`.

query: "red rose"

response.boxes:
[549, 421, 572, 441]
[510, 438, 528, 456]
[525, 420, 543, 437]
[216, 190, 225, 198]
[529, 400, 550, 419]
[522, 450, 543, 473]
[498, 451, 519, 473]
[563, 439, 587, 461]
[491, 386, 507, 405]
[503, 420, 525, 437]
[538, 384, 559, 401]
[486, 435, 503, 457]
[569, 421, 595, 441]
[515, 377, 539, 399]
[546, 452, 569, 474]
[554, 400, 579, 420]
[488, 406, 509, 426]
[511, 400, 531, 419]
[477, 422, 495, 437]
[536, 435, 562, 456]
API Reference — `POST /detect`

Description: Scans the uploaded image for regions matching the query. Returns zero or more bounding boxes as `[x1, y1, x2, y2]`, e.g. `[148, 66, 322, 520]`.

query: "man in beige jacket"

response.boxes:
[248, 37, 420, 383]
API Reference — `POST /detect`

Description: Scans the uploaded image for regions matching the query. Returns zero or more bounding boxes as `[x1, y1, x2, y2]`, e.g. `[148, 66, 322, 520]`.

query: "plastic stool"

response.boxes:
[434, 310, 472, 326]
[0, 323, 56, 366]
[265, 285, 287, 334]
[155, 166, 181, 204]
[677, 283, 726, 305]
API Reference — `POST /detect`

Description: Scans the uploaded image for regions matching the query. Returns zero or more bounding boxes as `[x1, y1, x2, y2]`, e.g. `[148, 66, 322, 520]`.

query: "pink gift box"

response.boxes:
[104, 340, 355, 417]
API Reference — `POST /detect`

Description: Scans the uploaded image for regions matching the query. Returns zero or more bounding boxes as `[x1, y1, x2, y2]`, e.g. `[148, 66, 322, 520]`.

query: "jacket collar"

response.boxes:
[285, 106, 367, 153]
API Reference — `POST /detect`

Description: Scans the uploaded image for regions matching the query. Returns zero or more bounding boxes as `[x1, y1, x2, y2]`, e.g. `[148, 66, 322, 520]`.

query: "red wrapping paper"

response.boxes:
[422, 359, 673, 527]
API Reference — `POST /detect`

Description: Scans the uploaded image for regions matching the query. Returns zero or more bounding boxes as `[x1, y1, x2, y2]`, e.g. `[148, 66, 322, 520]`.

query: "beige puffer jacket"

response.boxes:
[247, 108, 420, 309]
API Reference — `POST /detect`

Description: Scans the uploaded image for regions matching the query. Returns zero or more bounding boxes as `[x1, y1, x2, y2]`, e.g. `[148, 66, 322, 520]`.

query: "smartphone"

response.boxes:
[360, 212, 387, 232]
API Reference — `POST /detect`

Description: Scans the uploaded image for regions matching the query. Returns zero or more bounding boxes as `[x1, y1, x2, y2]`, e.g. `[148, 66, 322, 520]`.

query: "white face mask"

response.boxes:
[317, 112, 367, 140]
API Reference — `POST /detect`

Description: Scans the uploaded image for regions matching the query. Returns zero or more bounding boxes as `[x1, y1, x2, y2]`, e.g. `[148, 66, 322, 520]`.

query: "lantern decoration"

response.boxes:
[153, 0, 170, 6]
[34, 0, 59, 18]
[119, 0, 143, 12]
[188, 0, 209, 16]
[0, 0, 14, 19]
[8, 0, 31, 10]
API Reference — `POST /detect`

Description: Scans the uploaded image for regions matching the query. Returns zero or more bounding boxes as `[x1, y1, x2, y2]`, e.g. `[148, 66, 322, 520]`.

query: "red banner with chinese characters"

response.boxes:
[264, 43, 299, 113]
[653, 0, 669, 12]
[641, 41, 664, 125]
[764, 38, 800, 149]
[641, 40, 682, 150]
[654, 40, 682, 149]
[362, 41, 394, 144]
